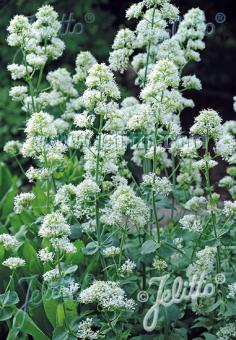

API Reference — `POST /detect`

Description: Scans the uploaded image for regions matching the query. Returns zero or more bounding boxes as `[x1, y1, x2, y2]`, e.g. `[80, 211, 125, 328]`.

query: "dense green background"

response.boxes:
[0, 0, 235, 163]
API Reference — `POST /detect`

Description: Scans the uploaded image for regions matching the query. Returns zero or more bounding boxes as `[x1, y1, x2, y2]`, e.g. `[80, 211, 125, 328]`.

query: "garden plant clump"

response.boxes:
[0, 0, 236, 339]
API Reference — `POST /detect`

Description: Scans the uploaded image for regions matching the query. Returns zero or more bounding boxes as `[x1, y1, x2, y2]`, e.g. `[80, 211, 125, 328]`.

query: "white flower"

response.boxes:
[142, 174, 172, 196]
[77, 318, 99, 340]
[170, 137, 202, 158]
[219, 176, 235, 189]
[51, 237, 76, 254]
[67, 130, 93, 149]
[102, 246, 120, 258]
[33, 5, 61, 39]
[223, 201, 236, 216]
[120, 259, 136, 274]
[61, 282, 79, 297]
[7, 64, 32, 80]
[179, 214, 203, 233]
[39, 212, 71, 238]
[54, 118, 69, 134]
[148, 58, 180, 89]
[46, 37, 65, 60]
[107, 185, 149, 227]
[9, 86, 28, 101]
[157, 38, 186, 67]
[73, 51, 97, 83]
[190, 109, 222, 139]
[187, 246, 217, 279]
[215, 134, 236, 161]
[109, 48, 132, 73]
[4, 140, 22, 156]
[153, 257, 168, 271]
[185, 196, 207, 211]
[161, 3, 179, 23]
[182, 75, 202, 90]
[227, 282, 236, 299]
[216, 323, 236, 340]
[25, 111, 57, 137]
[193, 158, 218, 170]
[38, 248, 54, 263]
[47, 68, 77, 97]
[173, 237, 184, 250]
[43, 267, 60, 282]
[0, 234, 19, 250]
[2, 257, 25, 270]
[26, 166, 49, 183]
[7, 15, 30, 46]
[86, 63, 120, 99]
[14, 193, 35, 214]
[26, 53, 47, 69]
[54, 184, 77, 214]
[126, 3, 144, 20]
[74, 113, 94, 128]
[112, 28, 135, 50]
[79, 281, 135, 311]
[38, 90, 65, 108]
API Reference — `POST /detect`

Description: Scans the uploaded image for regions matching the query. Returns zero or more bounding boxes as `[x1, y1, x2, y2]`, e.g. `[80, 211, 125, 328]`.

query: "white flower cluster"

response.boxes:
[102, 246, 120, 258]
[187, 246, 217, 279]
[38, 248, 54, 263]
[0, 234, 19, 250]
[101, 185, 149, 228]
[153, 257, 168, 271]
[216, 323, 236, 340]
[77, 318, 99, 340]
[38, 212, 71, 238]
[142, 173, 172, 196]
[3, 140, 22, 156]
[223, 201, 236, 217]
[14, 192, 35, 214]
[184, 196, 207, 211]
[2, 257, 25, 270]
[227, 282, 236, 299]
[179, 214, 203, 233]
[120, 259, 136, 274]
[190, 109, 222, 140]
[79, 281, 135, 311]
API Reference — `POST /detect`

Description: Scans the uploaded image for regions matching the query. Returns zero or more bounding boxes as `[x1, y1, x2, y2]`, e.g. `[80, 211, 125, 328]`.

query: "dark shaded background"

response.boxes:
[0, 0, 235, 159]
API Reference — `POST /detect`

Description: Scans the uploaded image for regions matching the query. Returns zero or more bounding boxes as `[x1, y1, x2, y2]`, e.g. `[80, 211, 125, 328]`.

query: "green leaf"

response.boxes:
[0, 291, 19, 306]
[64, 265, 78, 275]
[0, 307, 13, 321]
[52, 327, 69, 340]
[12, 309, 50, 340]
[203, 333, 217, 340]
[43, 290, 58, 328]
[82, 241, 99, 255]
[0, 184, 18, 220]
[21, 241, 42, 274]
[140, 240, 158, 255]
[224, 301, 236, 316]
[56, 304, 65, 327]
[0, 162, 13, 197]
[156, 197, 174, 209]
[69, 224, 82, 240]
[65, 240, 84, 265]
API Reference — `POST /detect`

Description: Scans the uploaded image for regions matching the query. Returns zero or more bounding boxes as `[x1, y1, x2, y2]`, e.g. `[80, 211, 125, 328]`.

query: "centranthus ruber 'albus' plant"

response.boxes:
[1, 1, 236, 339]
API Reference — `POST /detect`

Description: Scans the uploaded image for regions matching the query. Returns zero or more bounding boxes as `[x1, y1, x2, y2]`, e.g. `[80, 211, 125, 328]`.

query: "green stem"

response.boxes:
[204, 133, 221, 274]
[14, 156, 26, 177]
[152, 124, 160, 243]
[143, 7, 156, 86]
